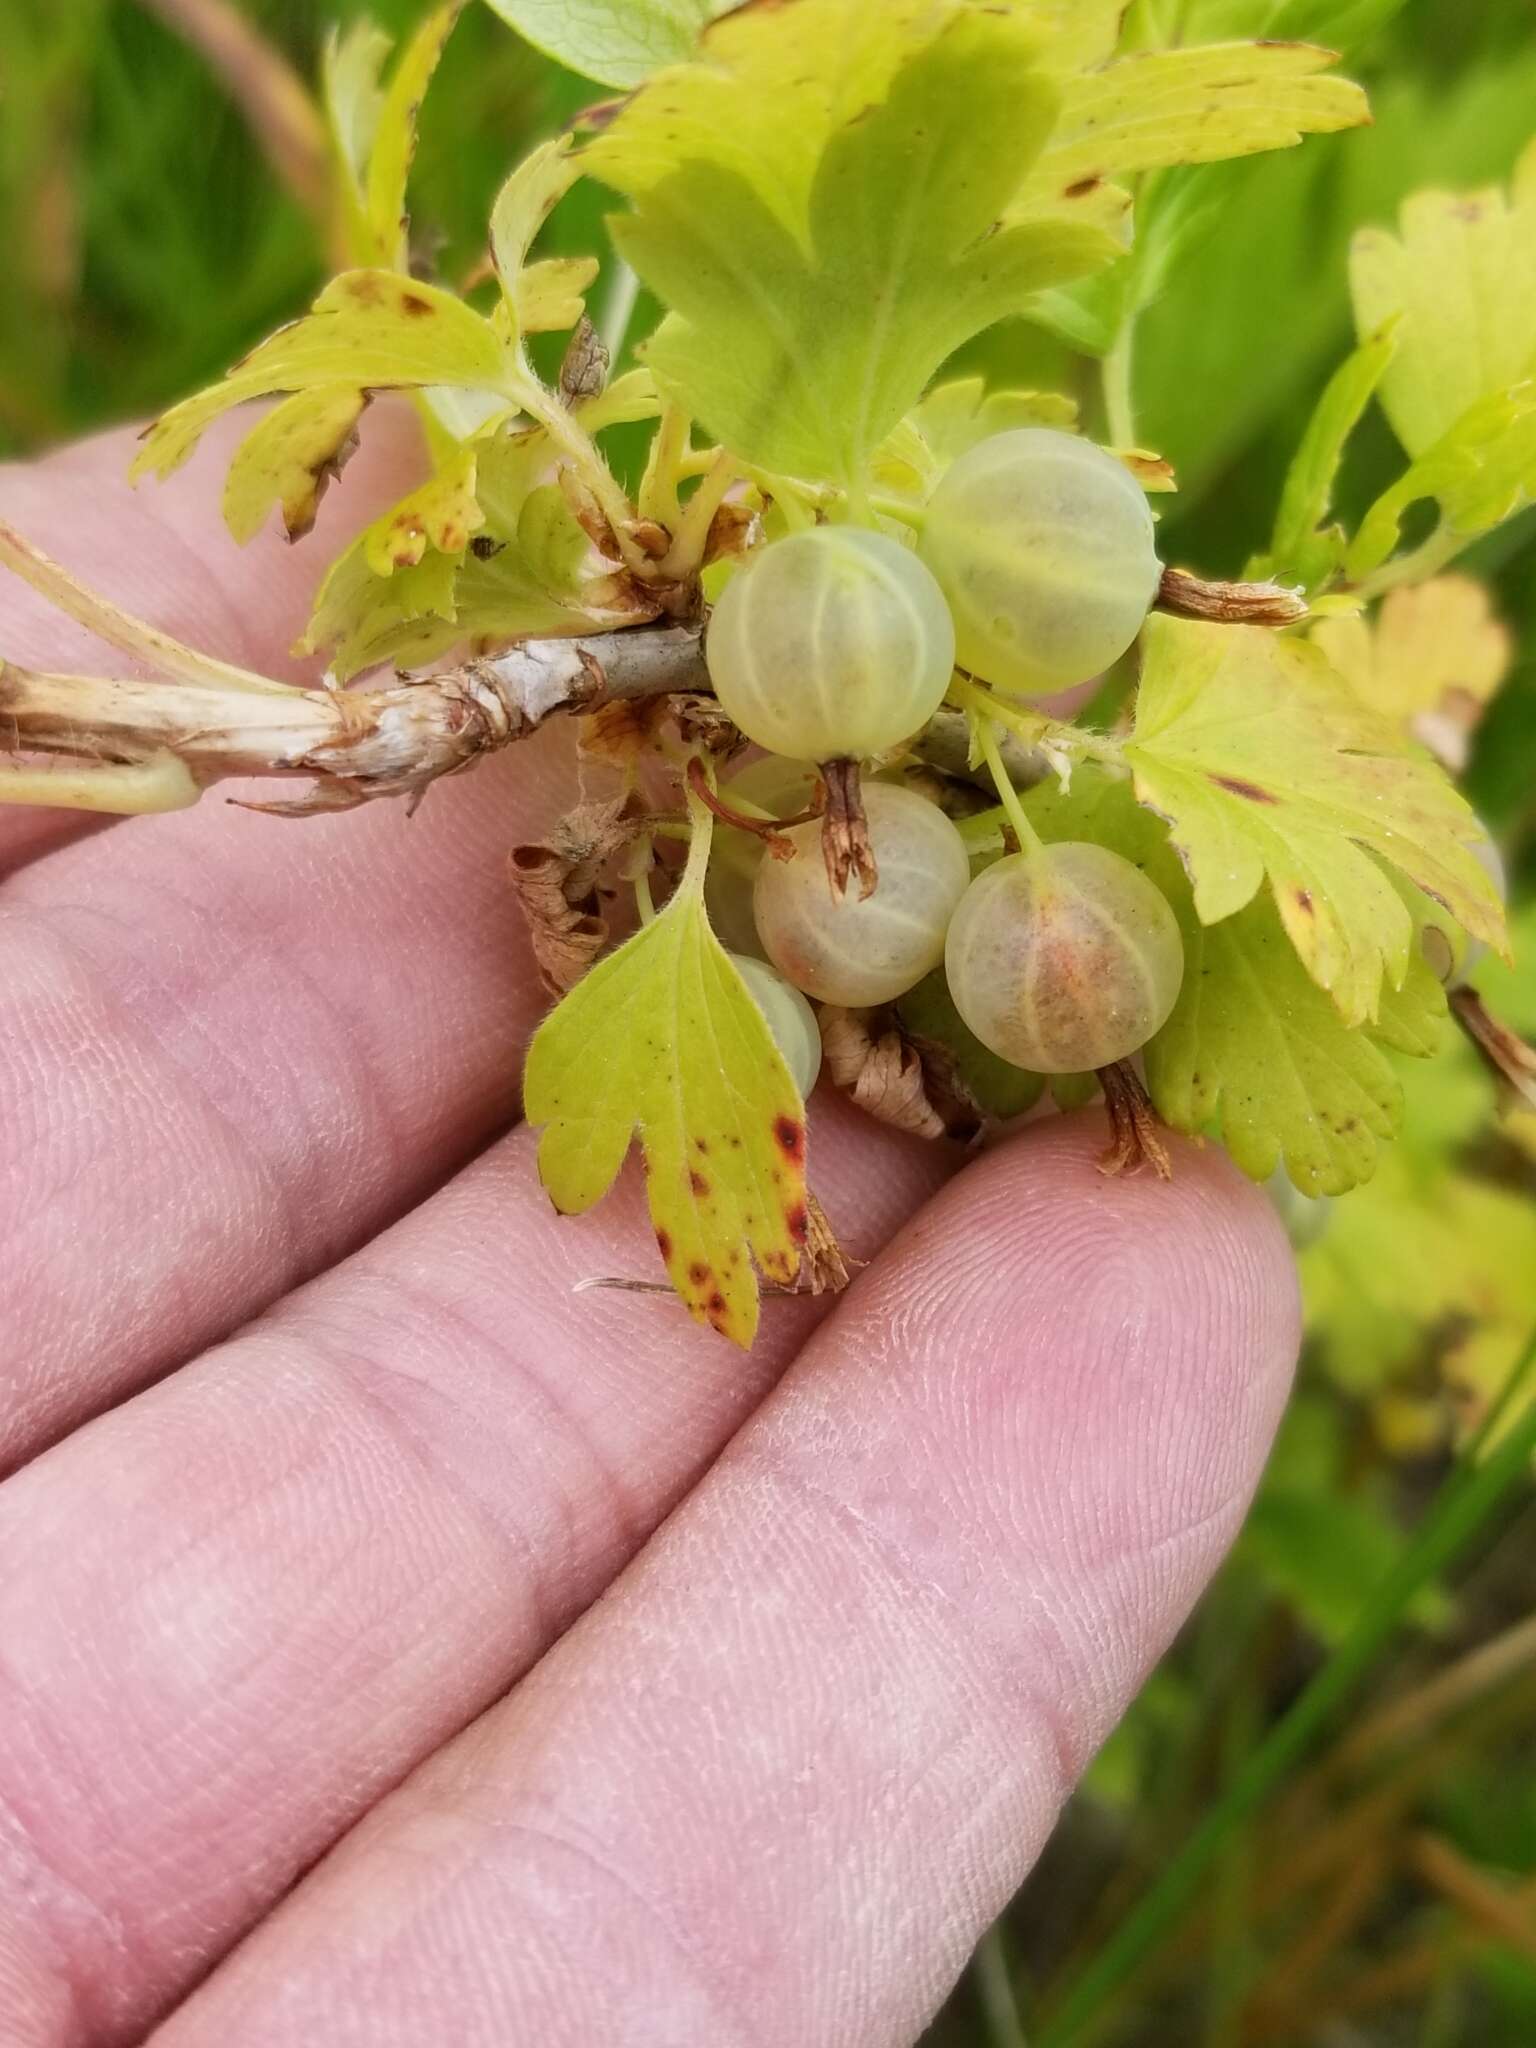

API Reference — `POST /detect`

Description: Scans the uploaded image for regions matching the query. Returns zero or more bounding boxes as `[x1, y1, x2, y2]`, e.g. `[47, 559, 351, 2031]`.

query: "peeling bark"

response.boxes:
[0, 626, 710, 814]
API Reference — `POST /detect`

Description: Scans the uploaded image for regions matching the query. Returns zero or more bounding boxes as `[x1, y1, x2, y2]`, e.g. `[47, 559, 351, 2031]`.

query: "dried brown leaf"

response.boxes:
[578, 694, 677, 764]
[819, 1006, 980, 1143]
[801, 1190, 857, 1294]
[509, 790, 647, 993]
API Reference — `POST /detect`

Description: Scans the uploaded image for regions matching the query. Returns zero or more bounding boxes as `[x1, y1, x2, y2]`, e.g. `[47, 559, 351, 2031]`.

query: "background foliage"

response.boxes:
[3, 1, 1535, 2040]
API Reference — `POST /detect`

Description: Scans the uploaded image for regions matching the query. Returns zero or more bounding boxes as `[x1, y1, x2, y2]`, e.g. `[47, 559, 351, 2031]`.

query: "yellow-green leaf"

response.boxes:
[873, 377, 1079, 496]
[1007, 0, 1125, 73]
[134, 272, 510, 485]
[516, 255, 602, 335]
[489, 139, 591, 356]
[221, 386, 370, 544]
[1260, 322, 1398, 589]
[587, 0, 1109, 485]
[322, 8, 463, 269]
[1349, 139, 1536, 458]
[1312, 576, 1512, 736]
[1125, 615, 1505, 1026]
[1346, 383, 1536, 577]
[524, 798, 808, 1347]
[1017, 41, 1369, 213]
[301, 391, 658, 677]
[366, 5, 464, 267]
[362, 449, 483, 574]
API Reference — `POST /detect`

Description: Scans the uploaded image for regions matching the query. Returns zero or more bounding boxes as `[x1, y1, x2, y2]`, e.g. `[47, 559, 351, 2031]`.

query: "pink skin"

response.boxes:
[0, 427, 1300, 2048]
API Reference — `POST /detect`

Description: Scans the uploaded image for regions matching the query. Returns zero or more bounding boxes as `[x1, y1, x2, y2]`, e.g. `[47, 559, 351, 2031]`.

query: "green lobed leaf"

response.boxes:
[587, 0, 1111, 486]
[1020, 768, 1443, 1195]
[321, 7, 464, 272]
[524, 796, 809, 1347]
[1147, 894, 1445, 1194]
[133, 272, 509, 486]
[1346, 382, 1536, 577]
[1349, 139, 1536, 459]
[1016, 40, 1369, 216]
[1259, 321, 1398, 588]
[1124, 615, 1505, 1027]
[482, 0, 734, 91]
[872, 376, 1078, 498]
[301, 373, 661, 677]
[221, 387, 371, 545]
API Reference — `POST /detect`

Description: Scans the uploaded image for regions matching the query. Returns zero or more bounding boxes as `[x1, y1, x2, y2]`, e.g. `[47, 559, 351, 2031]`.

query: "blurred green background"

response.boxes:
[3, 3, 1536, 2042]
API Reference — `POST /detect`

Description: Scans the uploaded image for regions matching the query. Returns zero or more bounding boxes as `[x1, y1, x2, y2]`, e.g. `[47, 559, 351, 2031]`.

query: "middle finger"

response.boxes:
[0, 1103, 951, 2045]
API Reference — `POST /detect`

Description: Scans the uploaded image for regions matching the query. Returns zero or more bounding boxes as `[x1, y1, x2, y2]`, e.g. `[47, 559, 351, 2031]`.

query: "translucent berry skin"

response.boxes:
[728, 954, 823, 1098]
[707, 527, 956, 762]
[944, 841, 1184, 1073]
[754, 782, 971, 1008]
[918, 427, 1162, 696]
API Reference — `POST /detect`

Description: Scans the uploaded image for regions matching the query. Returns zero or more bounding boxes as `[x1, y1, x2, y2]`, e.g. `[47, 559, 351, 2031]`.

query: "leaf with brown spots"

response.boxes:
[133, 271, 509, 488]
[819, 1005, 982, 1143]
[1016, 39, 1368, 215]
[586, 0, 1109, 487]
[509, 792, 647, 994]
[221, 387, 370, 545]
[1126, 615, 1505, 1028]
[524, 790, 807, 1347]
[362, 448, 484, 574]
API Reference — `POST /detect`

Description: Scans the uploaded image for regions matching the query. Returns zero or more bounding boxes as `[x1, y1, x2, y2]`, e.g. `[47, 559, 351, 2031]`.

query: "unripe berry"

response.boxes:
[754, 782, 970, 1007]
[707, 527, 956, 761]
[944, 841, 1184, 1072]
[918, 427, 1161, 696]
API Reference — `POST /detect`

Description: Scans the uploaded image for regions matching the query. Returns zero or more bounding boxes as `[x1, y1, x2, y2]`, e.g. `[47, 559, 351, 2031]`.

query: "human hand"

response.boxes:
[0, 423, 1299, 2048]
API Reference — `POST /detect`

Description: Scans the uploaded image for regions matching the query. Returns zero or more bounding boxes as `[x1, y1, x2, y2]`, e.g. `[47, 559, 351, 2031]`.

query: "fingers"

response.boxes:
[0, 1104, 953, 2047]
[0, 409, 425, 868]
[0, 705, 597, 1470]
[150, 1120, 1298, 2048]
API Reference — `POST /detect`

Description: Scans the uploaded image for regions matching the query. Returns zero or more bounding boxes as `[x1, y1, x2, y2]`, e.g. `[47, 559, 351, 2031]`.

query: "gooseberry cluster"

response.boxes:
[703, 428, 1187, 1084]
